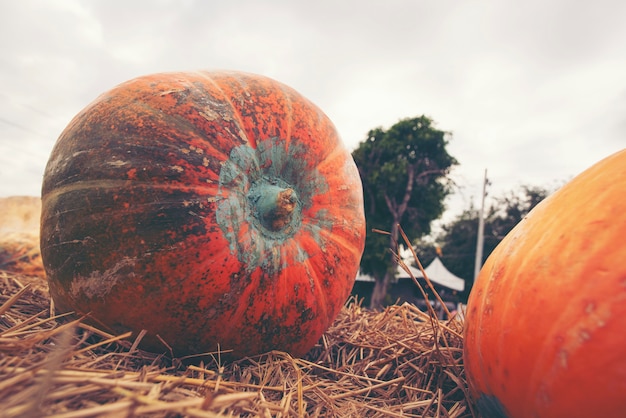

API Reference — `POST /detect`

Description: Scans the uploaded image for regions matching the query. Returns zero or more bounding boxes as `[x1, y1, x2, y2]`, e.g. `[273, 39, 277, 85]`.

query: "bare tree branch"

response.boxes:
[383, 192, 396, 215]
[385, 165, 444, 221]
[414, 168, 446, 185]
[396, 164, 415, 219]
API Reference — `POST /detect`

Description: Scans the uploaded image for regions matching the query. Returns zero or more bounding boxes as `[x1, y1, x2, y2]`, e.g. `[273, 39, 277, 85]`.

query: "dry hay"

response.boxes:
[0, 196, 43, 277]
[0, 270, 476, 418]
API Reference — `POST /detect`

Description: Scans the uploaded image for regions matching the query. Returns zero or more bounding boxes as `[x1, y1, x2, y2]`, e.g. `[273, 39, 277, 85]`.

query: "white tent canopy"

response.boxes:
[397, 256, 465, 291]
[356, 246, 466, 292]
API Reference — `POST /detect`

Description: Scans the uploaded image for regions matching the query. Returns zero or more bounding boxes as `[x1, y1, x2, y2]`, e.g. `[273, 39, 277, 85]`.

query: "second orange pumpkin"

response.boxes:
[464, 149, 626, 417]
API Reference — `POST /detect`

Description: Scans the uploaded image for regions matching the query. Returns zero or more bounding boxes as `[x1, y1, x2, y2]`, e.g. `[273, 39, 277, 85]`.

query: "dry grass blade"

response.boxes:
[0, 282, 31, 316]
[0, 267, 475, 417]
[398, 224, 451, 320]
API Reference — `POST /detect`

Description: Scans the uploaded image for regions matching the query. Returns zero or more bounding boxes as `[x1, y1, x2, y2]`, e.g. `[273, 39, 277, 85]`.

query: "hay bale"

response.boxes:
[0, 196, 43, 276]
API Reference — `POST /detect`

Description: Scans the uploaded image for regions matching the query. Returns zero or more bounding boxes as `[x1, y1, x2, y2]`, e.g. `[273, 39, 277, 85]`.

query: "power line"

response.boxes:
[0, 91, 56, 120]
[0, 116, 49, 139]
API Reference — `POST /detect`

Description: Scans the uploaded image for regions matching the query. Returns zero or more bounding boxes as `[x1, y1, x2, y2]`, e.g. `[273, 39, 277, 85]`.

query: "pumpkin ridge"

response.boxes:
[42, 180, 221, 203]
[468, 248, 501, 399]
[491, 234, 533, 413]
[312, 142, 345, 173]
[493, 234, 533, 410]
[131, 77, 247, 163]
[302, 256, 330, 323]
[196, 71, 254, 148]
[84, 89, 217, 155]
[180, 79, 251, 159]
[317, 224, 365, 263]
[133, 99, 235, 165]
[489, 224, 539, 413]
[279, 83, 294, 153]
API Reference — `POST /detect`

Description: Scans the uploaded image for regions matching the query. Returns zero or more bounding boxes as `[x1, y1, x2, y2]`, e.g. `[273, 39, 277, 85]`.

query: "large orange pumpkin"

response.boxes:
[41, 71, 366, 359]
[464, 149, 626, 417]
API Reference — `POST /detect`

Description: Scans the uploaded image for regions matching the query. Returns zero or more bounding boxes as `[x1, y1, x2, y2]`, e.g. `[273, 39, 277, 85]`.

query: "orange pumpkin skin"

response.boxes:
[464, 149, 626, 418]
[41, 71, 366, 359]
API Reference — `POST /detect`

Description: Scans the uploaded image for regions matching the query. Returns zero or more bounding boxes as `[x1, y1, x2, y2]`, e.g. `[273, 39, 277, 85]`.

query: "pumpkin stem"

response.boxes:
[251, 184, 298, 231]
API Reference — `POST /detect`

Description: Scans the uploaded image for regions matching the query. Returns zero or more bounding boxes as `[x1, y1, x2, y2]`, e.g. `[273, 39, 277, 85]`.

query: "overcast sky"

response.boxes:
[1, 0, 625, 224]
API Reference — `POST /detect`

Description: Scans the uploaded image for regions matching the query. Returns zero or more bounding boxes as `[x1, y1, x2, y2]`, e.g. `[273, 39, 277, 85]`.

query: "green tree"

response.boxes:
[352, 116, 457, 309]
[436, 185, 553, 301]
